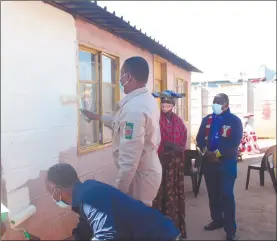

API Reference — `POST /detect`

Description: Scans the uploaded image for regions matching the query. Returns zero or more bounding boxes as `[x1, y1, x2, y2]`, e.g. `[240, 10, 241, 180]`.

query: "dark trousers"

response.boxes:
[204, 169, 237, 236]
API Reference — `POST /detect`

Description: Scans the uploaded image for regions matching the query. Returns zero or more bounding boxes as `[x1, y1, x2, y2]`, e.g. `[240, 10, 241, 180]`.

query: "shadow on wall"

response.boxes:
[2, 146, 116, 240]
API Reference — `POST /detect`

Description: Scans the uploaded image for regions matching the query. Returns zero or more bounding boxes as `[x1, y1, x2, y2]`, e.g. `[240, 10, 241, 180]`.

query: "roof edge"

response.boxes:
[44, 0, 202, 73]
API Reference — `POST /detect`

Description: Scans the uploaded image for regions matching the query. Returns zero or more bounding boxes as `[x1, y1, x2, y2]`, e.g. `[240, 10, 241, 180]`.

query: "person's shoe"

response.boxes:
[226, 234, 238, 241]
[204, 221, 224, 231]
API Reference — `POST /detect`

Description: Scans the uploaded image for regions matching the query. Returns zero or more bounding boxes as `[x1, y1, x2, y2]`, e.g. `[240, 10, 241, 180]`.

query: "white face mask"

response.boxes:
[119, 73, 129, 93]
[162, 107, 172, 113]
[212, 103, 223, 115]
[52, 189, 70, 209]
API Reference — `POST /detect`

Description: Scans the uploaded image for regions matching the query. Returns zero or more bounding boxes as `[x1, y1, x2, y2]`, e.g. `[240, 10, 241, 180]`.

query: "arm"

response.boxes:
[216, 117, 243, 157]
[81, 110, 114, 129]
[116, 112, 145, 193]
[82, 199, 116, 241]
[72, 215, 92, 241]
[196, 118, 206, 150]
[101, 115, 114, 129]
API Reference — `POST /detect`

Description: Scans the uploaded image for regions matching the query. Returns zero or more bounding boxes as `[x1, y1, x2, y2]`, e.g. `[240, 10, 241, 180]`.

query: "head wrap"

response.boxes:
[152, 90, 185, 105]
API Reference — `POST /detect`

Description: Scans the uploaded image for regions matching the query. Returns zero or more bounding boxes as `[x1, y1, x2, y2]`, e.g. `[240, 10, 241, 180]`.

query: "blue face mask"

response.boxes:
[119, 81, 124, 93]
[212, 103, 226, 115]
[52, 189, 70, 209]
[119, 73, 129, 93]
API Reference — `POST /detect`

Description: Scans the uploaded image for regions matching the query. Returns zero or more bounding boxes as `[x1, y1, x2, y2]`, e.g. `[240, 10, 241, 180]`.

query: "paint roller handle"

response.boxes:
[24, 232, 41, 240]
[80, 110, 101, 121]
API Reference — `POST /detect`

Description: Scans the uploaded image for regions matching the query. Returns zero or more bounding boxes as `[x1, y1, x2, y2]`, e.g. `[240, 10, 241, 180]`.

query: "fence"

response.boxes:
[191, 81, 276, 139]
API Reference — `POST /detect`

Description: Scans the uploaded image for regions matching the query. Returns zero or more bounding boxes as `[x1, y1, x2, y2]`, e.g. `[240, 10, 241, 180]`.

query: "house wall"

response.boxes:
[1, 2, 191, 240]
[76, 18, 191, 148]
[76, 18, 155, 91]
[1, 2, 102, 240]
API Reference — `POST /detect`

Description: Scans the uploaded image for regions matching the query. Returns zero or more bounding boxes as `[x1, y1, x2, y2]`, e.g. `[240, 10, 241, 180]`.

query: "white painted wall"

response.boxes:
[1, 1, 78, 217]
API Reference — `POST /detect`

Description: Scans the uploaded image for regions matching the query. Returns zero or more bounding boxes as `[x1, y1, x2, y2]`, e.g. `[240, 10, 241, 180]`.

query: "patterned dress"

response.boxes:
[152, 111, 187, 238]
[239, 123, 260, 154]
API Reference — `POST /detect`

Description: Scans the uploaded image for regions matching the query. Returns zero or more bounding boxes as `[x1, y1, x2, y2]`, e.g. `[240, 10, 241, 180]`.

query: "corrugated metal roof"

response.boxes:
[45, 0, 202, 73]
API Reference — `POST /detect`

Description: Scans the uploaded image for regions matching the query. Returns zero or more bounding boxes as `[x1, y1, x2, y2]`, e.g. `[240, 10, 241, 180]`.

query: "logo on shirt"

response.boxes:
[125, 122, 134, 140]
[220, 125, 232, 137]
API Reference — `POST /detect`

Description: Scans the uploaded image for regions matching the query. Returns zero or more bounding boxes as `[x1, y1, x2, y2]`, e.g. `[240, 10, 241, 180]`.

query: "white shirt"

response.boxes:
[101, 87, 162, 206]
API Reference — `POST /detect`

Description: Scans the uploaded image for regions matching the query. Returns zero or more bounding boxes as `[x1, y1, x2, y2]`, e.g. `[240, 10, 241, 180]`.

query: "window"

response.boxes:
[154, 58, 167, 107]
[78, 46, 119, 153]
[175, 78, 188, 122]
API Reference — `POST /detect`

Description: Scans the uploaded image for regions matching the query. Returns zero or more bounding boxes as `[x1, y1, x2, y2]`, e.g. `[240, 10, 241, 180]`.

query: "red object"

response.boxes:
[262, 101, 271, 120]
[239, 131, 260, 154]
[250, 77, 266, 83]
[158, 112, 187, 154]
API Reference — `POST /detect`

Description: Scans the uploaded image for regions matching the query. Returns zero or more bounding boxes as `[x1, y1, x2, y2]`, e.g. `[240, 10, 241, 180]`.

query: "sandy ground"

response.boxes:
[185, 140, 276, 240]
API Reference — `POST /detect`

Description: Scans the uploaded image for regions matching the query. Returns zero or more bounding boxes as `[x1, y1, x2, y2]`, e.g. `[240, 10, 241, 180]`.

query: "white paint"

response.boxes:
[1, 204, 9, 214]
[9, 205, 37, 228]
[1, 1, 77, 214]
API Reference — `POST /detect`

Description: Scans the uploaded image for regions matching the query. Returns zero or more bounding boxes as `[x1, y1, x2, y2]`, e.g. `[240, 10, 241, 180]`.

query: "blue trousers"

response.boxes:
[204, 169, 237, 236]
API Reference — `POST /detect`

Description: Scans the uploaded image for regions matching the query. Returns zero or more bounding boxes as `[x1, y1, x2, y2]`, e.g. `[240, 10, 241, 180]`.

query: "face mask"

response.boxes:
[52, 189, 70, 209]
[161, 103, 174, 113]
[212, 103, 223, 115]
[162, 107, 172, 113]
[119, 73, 129, 93]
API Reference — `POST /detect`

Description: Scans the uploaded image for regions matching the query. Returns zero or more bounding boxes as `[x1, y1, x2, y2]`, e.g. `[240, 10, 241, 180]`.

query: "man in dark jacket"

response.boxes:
[45, 163, 180, 241]
[196, 93, 243, 241]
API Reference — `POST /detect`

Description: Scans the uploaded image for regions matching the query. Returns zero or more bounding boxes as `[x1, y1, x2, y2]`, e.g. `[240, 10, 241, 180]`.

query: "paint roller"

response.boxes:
[8, 205, 37, 240]
[60, 94, 80, 105]
[61, 94, 95, 123]
[9, 205, 37, 229]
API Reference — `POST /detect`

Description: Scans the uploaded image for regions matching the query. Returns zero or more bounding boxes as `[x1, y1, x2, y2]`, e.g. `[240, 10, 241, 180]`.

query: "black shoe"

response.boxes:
[204, 221, 224, 231]
[226, 235, 238, 241]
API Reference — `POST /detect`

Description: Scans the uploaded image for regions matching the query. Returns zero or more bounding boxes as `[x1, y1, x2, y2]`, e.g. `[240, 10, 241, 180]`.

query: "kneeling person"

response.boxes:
[45, 163, 179, 241]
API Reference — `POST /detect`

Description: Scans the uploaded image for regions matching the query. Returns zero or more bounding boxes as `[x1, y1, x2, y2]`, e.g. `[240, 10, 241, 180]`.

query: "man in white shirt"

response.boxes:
[82, 56, 162, 206]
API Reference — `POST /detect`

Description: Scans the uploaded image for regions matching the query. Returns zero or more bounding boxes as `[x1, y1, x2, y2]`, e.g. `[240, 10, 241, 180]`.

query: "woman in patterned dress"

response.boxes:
[239, 114, 260, 154]
[152, 90, 187, 239]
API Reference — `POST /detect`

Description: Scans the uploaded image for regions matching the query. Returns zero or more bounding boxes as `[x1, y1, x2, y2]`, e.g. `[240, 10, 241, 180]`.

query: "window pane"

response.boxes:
[102, 83, 116, 142]
[79, 83, 101, 147]
[102, 55, 117, 142]
[79, 51, 97, 81]
[102, 55, 117, 84]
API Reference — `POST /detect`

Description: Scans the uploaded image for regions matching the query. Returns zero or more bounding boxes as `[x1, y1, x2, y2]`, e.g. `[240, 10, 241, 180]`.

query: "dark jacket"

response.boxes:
[196, 109, 243, 176]
[71, 180, 179, 241]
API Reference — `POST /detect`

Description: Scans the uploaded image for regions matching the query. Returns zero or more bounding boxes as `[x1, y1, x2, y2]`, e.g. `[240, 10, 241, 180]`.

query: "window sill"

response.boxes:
[78, 142, 112, 156]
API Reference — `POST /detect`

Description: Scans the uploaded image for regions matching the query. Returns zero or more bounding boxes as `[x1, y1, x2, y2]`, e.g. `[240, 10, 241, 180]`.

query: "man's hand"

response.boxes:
[205, 151, 219, 163]
[80, 110, 101, 121]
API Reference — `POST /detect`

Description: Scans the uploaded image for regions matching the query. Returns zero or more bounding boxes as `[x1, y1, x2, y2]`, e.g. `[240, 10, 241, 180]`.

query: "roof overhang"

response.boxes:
[44, 0, 202, 73]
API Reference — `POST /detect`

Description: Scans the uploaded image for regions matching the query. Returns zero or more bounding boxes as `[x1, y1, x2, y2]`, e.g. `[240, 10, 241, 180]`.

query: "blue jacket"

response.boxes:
[72, 180, 179, 241]
[196, 109, 243, 175]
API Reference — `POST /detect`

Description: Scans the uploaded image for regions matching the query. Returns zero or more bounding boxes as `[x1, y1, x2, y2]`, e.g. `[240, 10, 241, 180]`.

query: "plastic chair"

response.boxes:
[245, 145, 277, 193]
[184, 149, 203, 197]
